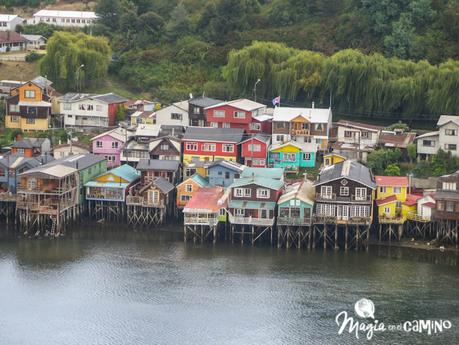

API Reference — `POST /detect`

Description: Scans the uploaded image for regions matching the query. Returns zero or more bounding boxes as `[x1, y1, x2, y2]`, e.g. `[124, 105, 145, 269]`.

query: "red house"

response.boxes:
[182, 127, 244, 166]
[239, 134, 271, 167]
[205, 99, 267, 133]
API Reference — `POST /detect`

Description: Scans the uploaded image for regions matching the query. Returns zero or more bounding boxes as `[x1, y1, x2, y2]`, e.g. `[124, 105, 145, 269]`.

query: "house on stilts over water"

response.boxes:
[16, 154, 106, 237]
[183, 186, 227, 243]
[85, 164, 140, 222]
[126, 159, 176, 227]
[313, 160, 376, 250]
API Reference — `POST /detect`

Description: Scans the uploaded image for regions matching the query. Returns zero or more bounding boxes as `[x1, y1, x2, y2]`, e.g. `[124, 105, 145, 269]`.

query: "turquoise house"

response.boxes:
[276, 180, 315, 226]
[268, 142, 316, 170]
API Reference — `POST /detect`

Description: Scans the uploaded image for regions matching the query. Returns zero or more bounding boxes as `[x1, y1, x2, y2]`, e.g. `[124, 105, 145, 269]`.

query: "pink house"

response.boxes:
[90, 127, 132, 168]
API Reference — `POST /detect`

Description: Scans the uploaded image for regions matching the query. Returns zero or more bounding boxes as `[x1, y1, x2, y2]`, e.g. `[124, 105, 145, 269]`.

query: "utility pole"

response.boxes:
[253, 79, 261, 102]
[76, 64, 85, 92]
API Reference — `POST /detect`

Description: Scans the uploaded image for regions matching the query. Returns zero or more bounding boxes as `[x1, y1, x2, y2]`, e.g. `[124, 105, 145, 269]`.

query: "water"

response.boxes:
[0, 226, 458, 345]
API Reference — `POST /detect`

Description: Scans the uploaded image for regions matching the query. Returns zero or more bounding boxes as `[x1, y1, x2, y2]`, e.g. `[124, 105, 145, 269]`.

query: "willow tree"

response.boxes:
[40, 31, 111, 91]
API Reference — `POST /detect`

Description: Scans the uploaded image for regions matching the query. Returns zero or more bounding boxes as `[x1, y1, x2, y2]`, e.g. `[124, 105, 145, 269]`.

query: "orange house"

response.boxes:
[176, 173, 209, 208]
[5, 76, 54, 131]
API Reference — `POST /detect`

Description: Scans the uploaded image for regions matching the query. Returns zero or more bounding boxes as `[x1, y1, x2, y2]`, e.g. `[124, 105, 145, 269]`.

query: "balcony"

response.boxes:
[277, 217, 312, 226]
[406, 212, 431, 223]
[228, 214, 275, 226]
[378, 216, 405, 224]
[0, 192, 17, 202]
[291, 128, 309, 136]
[315, 193, 372, 203]
[184, 215, 219, 227]
[126, 195, 164, 208]
[314, 215, 372, 225]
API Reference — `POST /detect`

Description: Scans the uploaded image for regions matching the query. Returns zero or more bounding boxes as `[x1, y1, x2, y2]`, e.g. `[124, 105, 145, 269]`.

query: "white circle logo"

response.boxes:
[354, 298, 375, 319]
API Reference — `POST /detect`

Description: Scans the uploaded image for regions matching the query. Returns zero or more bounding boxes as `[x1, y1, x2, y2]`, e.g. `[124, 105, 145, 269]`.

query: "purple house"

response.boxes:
[90, 127, 133, 167]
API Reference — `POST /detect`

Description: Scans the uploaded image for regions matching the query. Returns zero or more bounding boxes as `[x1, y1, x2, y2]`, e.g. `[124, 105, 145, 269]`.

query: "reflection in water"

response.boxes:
[0, 226, 458, 345]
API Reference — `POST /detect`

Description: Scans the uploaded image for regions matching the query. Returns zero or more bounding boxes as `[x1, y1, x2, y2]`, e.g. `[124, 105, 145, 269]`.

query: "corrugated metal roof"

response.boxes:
[183, 127, 244, 143]
[241, 167, 283, 180]
[189, 96, 222, 108]
[21, 154, 105, 175]
[205, 98, 265, 111]
[273, 107, 331, 124]
[228, 200, 276, 210]
[152, 177, 174, 194]
[437, 115, 459, 127]
[375, 176, 409, 187]
[208, 160, 245, 173]
[183, 186, 225, 213]
[315, 160, 376, 189]
[230, 176, 284, 190]
[278, 181, 314, 205]
[136, 159, 180, 171]
[33, 10, 98, 19]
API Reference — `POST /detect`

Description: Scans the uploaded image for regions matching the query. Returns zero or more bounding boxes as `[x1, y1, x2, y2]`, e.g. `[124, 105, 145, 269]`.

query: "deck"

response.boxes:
[228, 214, 275, 226]
[126, 195, 165, 208]
[276, 217, 312, 226]
[184, 215, 219, 227]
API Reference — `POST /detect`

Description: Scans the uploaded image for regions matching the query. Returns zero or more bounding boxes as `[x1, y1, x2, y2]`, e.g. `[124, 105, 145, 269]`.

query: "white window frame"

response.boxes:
[234, 188, 244, 197]
[355, 188, 367, 201]
[96, 141, 103, 148]
[321, 186, 332, 199]
[213, 110, 225, 118]
[248, 144, 261, 152]
[302, 153, 311, 161]
[340, 186, 349, 196]
[442, 182, 456, 191]
[393, 187, 401, 194]
[185, 184, 193, 193]
[222, 144, 234, 153]
[244, 188, 251, 197]
[257, 188, 269, 199]
[202, 143, 216, 152]
[233, 111, 246, 119]
[185, 142, 198, 151]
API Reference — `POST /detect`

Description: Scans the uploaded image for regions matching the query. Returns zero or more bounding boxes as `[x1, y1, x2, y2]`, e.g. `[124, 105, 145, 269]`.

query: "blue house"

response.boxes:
[207, 160, 246, 187]
[268, 141, 317, 171]
[0, 154, 52, 193]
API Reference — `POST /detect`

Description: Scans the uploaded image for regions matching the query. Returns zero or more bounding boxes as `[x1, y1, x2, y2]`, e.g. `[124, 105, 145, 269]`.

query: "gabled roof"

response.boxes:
[183, 186, 225, 213]
[208, 160, 245, 173]
[20, 164, 77, 178]
[403, 194, 422, 206]
[31, 76, 53, 89]
[241, 167, 283, 180]
[91, 127, 131, 143]
[152, 177, 174, 194]
[239, 134, 271, 145]
[11, 138, 47, 149]
[130, 110, 155, 119]
[376, 195, 398, 206]
[278, 181, 314, 205]
[0, 155, 43, 170]
[135, 124, 161, 138]
[415, 131, 439, 140]
[205, 98, 265, 112]
[33, 10, 98, 19]
[189, 96, 222, 108]
[336, 119, 383, 131]
[183, 127, 244, 143]
[273, 107, 331, 124]
[375, 176, 409, 187]
[84, 164, 139, 187]
[178, 173, 209, 188]
[0, 14, 22, 22]
[21, 154, 105, 175]
[136, 159, 180, 172]
[379, 131, 416, 149]
[230, 176, 284, 190]
[315, 160, 376, 189]
[270, 141, 318, 153]
[172, 100, 189, 112]
[437, 115, 459, 127]
[22, 34, 47, 42]
[148, 136, 180, 153]
[0, 31, 26, 44]
[59, 92, 127, 104]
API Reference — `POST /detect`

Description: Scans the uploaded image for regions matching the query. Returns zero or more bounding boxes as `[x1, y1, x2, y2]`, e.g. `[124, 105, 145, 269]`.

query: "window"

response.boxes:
[355, 188, 367, 201]
[202, 143, 216, 152]
[67, 115, 73, 118]
[340, 186, 349, 196]
[276, 135, 284, 142]
[394, 187, 401, 194]
[224, 171, 230, 179]
[96, 141, 103, 148]
[236, 209, 245, 216]
[63, 103, 71, 110]
[171, 113, 182, 121]
[27, 178, 37, 190]
[248, 144, 261, 152]
[249, 123, 261, 130]
[361, 131, 370, 139]
[344, 131, 353, 138]
[314, 123, 323, 131]
[283, 153, 296, 162]
[446, 202, 454, 212]
[445, 144, 457, 151]
[79, 104, 86, 110]
[234, 188, 243, 197]
[437, 201, 444, 211]
[87, 105, 94, 111]
[234, 111, 246, 119]
[317, 203, 335, 216]
[210, 122, 218, 128]
[185, 142, 198, 151]
[244, 188, 251, 197]
[257, 189, 269, 198]
[26, 118, 35, 124]
[422, 140, 435, 147]
[321, 186, 332, 199]
[106, 155, 116, 162]
[445, 129, 457, 136]
[384, 207, 390, 214]
[24, 90, 35, 98]
[380, 187, 387, 193]
[442, 182, 456, 190]
[302, 153, 311, 161]
[11, 116, 19, 123]
[9, 104, 19, 112]
[222, 144, 234, 153]
[17, 148, 24, 155]
[214, 110, 225, 117]
[275, 122, 287, 129]
[222, 123, 231, 128]
[111, 142, 119, 149]
[185, 184, 193, 192]
[193, 107, 200, 115]
[160, 144, 169, 150]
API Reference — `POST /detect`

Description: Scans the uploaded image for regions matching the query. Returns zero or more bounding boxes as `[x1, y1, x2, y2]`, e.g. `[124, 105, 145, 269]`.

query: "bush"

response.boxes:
[25, 51, 43, 62]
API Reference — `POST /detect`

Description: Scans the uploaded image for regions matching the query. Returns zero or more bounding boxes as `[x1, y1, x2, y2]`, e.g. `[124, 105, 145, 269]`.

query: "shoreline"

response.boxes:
[372, 239, 459, 254]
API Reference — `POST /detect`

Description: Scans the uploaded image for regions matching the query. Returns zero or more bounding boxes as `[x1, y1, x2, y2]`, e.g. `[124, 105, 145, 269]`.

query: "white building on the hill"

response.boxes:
[0, 14, 23, 31]
[30, 10, 98, 27]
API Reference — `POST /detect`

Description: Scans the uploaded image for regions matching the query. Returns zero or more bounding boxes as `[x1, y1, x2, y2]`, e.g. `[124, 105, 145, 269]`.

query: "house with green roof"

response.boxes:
[85, 164, 140, 202]
[227, 175, 284, 227]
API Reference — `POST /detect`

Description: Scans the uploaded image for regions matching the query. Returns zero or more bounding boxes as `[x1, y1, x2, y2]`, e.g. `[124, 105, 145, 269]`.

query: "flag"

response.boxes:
[272, 96, 280, 106]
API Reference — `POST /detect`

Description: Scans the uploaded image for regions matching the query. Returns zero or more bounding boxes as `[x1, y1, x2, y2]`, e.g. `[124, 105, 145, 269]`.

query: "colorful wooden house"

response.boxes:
[183, 186, 227, 243]
[91, 127, 133, 168]
[5, 76, 55, 131]
[204, 99, 267, 133]
[268, 141, 317, 171]
[277, 180, 314, 226]
[415, 194, 435, 222]
[176, 173, 209, 208]
[136, 159, 181, 184]
[148, 136, 181, 161]
[130, 110, 155, 126]
[323, 153, 346, 167]
[207, 160, 245, 187]
[433, 171, 459, 221]
[10, 138, 51, 157]
[240, 167, 284, 181]
[239, 134, 271, 168]
[182, 127, 244, 166]
[183, 159, 213, 178]
[189, 96, 222, 127]
[375, 176, 409, 223]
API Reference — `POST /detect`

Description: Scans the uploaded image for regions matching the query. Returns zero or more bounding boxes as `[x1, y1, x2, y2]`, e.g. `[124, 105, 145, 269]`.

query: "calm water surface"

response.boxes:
[0, 225, 458, 345]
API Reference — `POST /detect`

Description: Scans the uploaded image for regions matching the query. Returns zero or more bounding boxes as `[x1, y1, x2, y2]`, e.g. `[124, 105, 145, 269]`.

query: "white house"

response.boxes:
[22, 34, 47, 50]
[60, 93, 127, 128]
[53, 141, 90, 158]
[437, 115, 459, 157]
[416, 194, 435, 221]
[154, 100, 189, 127]
[0, 14, 23, 31]
[272, 106, 332, 151]
[415, 131, 439, 161]
[31, 10, 98, 27]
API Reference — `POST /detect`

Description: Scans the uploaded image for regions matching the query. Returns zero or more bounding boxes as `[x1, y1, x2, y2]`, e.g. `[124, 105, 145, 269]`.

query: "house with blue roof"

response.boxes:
[85, 164, 140, 202]
[207, 160, 245, 187]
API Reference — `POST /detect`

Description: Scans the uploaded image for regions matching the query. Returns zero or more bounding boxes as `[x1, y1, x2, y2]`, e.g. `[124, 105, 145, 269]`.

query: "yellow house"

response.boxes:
[5, 77, 54, 131]
[323, 153, 346, 167]
[130, 110, 155, 126]
[375, 176, 409, 223]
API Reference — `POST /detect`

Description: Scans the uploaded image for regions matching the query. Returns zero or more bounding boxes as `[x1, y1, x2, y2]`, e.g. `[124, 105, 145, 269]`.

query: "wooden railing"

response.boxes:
[315, 193, 372, 202]
[0, 192, 17, 202]
[277, 217, 312, 226]
[126, 195, 164, 208]
[184, 216, 219, 226]
[228, 214, 275, 226]
[291, 129, 309, 136]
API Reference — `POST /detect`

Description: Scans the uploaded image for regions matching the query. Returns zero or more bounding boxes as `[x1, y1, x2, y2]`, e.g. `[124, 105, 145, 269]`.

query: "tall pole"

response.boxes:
[76, 64, 85, 92]
[253, 79, 261, 102]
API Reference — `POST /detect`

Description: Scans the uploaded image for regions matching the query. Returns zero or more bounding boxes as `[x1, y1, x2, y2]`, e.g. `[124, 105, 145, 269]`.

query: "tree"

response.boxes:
[116, 105, 126, 122]
[165, 3, 190, 41]
[384, 164, 401, 176]
[407, 143, 417, 163]
[96, 0, 121, 30]
[40, 32, 111, 91]
[367, 148, 402, 175]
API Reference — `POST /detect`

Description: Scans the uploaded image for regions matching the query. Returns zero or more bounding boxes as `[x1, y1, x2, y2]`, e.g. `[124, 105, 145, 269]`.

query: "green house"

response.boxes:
[277, 180, 314, 226]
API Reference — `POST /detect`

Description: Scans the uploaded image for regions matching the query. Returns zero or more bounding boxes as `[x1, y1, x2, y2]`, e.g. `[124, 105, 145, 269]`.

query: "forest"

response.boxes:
[5, 0, 459, 120]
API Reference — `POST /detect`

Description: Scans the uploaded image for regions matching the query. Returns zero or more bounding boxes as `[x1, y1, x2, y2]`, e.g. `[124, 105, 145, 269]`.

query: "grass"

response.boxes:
[0, 61, 40, 81]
